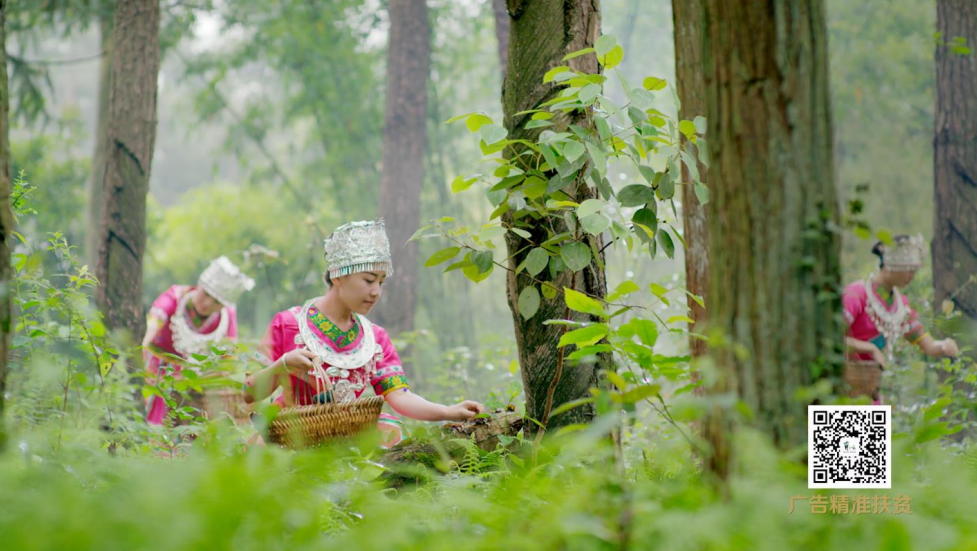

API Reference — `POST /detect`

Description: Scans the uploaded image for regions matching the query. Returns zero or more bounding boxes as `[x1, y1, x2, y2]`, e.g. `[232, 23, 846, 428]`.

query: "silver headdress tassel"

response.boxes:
[324, 219, 394, 279]
[882, 234, 926, 272]
[198, 256, 256, 307]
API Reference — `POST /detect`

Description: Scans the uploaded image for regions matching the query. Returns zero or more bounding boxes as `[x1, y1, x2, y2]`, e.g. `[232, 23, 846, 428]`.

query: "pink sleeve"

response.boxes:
[149, 286, 180, 321]
[842, 285, 865, 327]
[371, 326, 410, 396]
[258, 311, 292, 366]
[901, 296, 926, 342]
[226, 307, 239, 341]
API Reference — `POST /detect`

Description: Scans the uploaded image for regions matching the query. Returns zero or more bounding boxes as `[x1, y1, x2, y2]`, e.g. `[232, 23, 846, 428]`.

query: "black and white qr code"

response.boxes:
[808, 405, 891, 489]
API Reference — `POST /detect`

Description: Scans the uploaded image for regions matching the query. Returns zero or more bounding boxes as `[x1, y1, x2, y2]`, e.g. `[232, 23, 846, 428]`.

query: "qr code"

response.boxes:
[809, 406, 891, 488]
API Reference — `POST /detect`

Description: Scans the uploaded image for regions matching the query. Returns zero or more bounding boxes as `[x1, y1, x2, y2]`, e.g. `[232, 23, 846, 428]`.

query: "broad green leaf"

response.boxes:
[425, 247, 460, 267]
[480, 124, 508, 145]
[578, 84, 601, 103]
[561, 241, 592, 272]
[631, 88, 654, 110]
[445, 111, 475, 124]
[638, 165, 657, 183]
[607, 280, 640, 302]
[603, 45, 624, 69]
[632, 208, 658, 242]
[621, 384, 661, 404]
[657, 228, 675, 258]
[472, 249, 494, 272]
[585, 142, 607, 178]
[543, 66, 570, 83]
[577, 198, 604, 219]
[693, 115, 707, 134]
[522, 176, 548, 200]
[657, 171, 675, 200]
[580, 213, 610, 236]
[595, 117, 612, 141]
[595, 35, 618, 57]
[465, 113, 493, 132]
[532, 111, 555, 121]
[619, 318, 658, 348]
[562, 47, 595, 61]
[694, 182, 710, 205]
[486, 188, 507, 206]
[510, 227, 532, 239]
[463, 262, 493, 283]
[559, 323, 609, 347]
[667, 315, 695, 325]
[548, 397, 596, 418]
[605, 371, 627, 392]
[526, 119, 554, 129]
[618, 184, 654, 207]
[518, 286, 541, 320]
[643, 76, 667, 91]
[541, 282, 558, 299]
[563, 140, 586, 162]
[564, 288, 606, 318]
[451, 175, 478, 193]
[649, 282, 668, 298]
[525, 248, 549, 276]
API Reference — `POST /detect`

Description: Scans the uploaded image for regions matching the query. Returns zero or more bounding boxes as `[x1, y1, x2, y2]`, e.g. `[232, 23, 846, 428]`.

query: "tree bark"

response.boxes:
[933, 0, 977, 319]
[0, 2, 15, 451]
[701, 0, 843, 479]
[94, 0, 160, 341]
[672, 0, 709, 360]
[502, 0, 604, 429]
[374, 0, 430, 341]
[491, 0, 510, 78]
[86, 2, 114, 267]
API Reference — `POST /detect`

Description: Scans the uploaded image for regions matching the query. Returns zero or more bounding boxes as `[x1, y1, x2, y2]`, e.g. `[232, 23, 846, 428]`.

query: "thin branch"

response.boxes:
[8, 51, 105, 66]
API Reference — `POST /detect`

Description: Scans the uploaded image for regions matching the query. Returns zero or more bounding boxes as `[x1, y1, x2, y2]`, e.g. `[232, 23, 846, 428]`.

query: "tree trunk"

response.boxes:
[933, 0, 977, 319]
[0, 2, 15, 451]
[502, 0, 604, 430]
[701, 0, 843, 479]
[374, 0, 430, 340]
[491, 0, 510, 78]
[85, 2, 114, 267]
[94, 0, 160, 341]
[672, 0, 709, 360]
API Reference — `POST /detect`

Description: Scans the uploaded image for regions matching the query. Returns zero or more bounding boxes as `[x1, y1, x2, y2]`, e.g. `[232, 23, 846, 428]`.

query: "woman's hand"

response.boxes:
[870, 345, 887, 369]
[444, 400, 486, 421]
[940, 338, 960, 358]
[279, 348, 320, 375]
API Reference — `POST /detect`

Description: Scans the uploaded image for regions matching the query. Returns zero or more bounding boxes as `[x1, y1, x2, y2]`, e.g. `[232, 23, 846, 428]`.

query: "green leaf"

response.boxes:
[585, 142, 607, 178]
[595, 35, 618, 57]
[525, 248, 549, 276]
[693, 115, 707, 135]
[451, 175, 478, 193]
[694, 182, 710, 205]
[518, 286, 541, 320]
[548, 397, 596, 418]
[543, 66, 570, 83]
[563, 140, 586, 162]
[657, 171, 675, 200]
[472, 250, 494, 272]
[603, 45, 624, 69]
[480, 124, 508, 145]
[679, 120, 696, 140]
[649, 282, 668, 299]
[605, 371, 628, 392]
[564, 288, 606, 318]
[595, 117, 612, 142]
[445, 111, 475, 124]
[577, 198, 604, 219]
[465, 113, 493, 132]
[559, 323, 609, 347]
[631, 88, 654, 110]
[580, 213, 611, 236]
[618, 184, 654, 207]
[541, 282, 558, 299]
[667, 315, 695, 325]
[525, 119, 554, 129]
[643, 76, 667, 91]
[510, 227, 532, 239]
[522, 176, 548, 200]
[425, 247, 460, 267]
[463, 262, 493, 282]
[657, 228, 675, 258]
[621, 384, 661, 404]
[632, 208, 658, 242]
[619, 318, 658, 348]
[578, 84, 601, 103]
[562, 47, 595, 61]
[561, 241, 592, 272]
[607, 280, 640, 302]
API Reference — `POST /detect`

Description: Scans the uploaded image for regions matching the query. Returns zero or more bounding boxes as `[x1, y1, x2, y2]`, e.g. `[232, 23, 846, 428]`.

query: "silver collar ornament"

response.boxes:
[198, 256, 255, 307]
[863, 276, 910, 363]
[324, 220, 394, 279]
[170, 289, 230, 357]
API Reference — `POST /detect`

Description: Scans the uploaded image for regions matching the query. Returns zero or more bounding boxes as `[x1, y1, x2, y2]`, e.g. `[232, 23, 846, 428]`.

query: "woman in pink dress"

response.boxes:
[244, 220, 484, 446]
[143, 256, 255, 425]
[843, 235, 959, 367]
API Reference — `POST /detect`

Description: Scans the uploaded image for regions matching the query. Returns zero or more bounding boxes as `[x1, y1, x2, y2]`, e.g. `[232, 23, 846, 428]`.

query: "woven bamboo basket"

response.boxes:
[843, 360, 882, 398]
[203, 388, 251, 425]
[264, 395, 385, 449]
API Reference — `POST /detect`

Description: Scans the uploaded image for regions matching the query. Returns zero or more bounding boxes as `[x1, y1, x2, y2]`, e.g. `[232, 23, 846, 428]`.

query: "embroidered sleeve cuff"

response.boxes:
[377, 374, 410, 396]
[908, 331, 929, 345]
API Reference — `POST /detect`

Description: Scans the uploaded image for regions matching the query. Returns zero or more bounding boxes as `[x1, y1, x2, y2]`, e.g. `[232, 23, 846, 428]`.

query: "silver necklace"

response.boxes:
[170, 290, 229, 357]
[862, 275, 909, 362]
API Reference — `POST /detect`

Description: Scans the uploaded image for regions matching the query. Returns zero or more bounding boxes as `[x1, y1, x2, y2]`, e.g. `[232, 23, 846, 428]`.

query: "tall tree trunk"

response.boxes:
[375, 0, 430, 340]
[491, 0, 510, 78]
[701, 0, 843, 479]
[933, 0, 977, 319]
[503, 0, 604, 430]
[85, 2, 114, 267]
[0, 2, 15, 451]
[672, 0, 709, 360]
[94, 0, 160, 341]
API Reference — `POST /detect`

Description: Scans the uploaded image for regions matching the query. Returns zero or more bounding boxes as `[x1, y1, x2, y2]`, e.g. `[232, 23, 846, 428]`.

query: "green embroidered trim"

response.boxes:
[377, 375, 410, 395]
[307, 306, 360, 348]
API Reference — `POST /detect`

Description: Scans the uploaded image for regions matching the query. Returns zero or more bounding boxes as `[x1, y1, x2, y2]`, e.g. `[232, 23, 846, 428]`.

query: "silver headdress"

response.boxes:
[882, 234, 926, 272]
[324, 219, 394, 278]
[198, 256, 255, 307]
